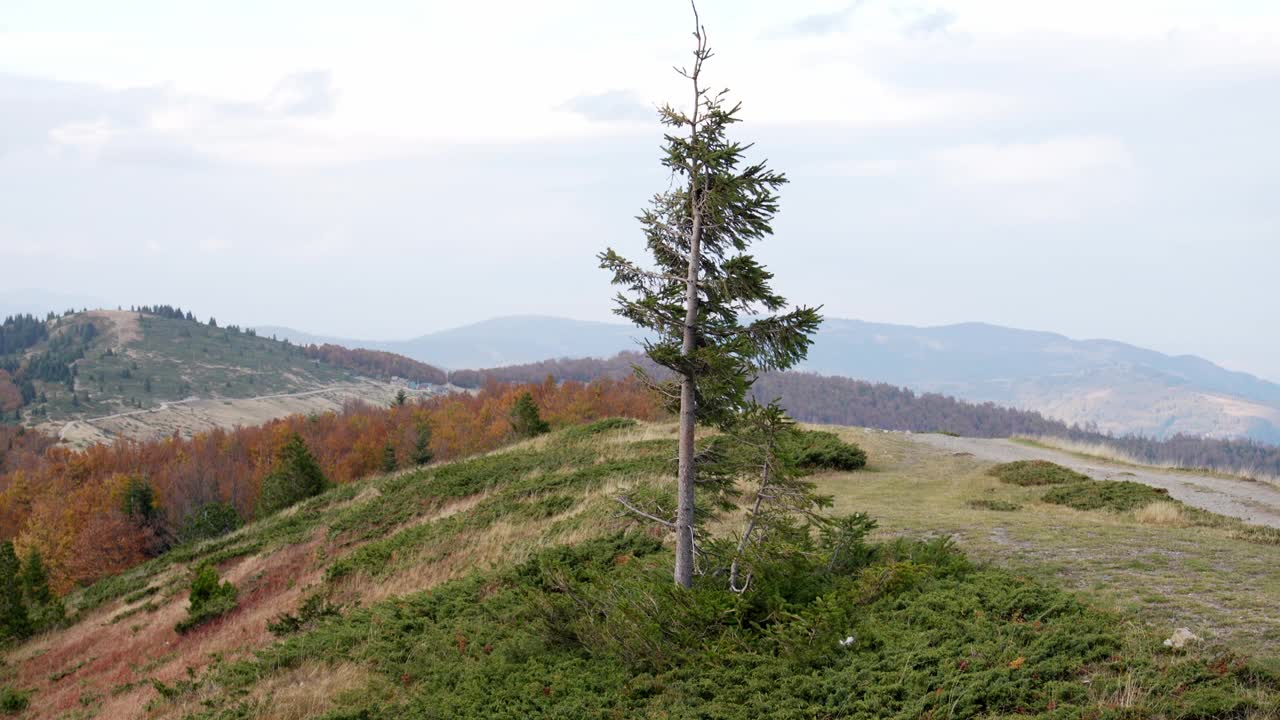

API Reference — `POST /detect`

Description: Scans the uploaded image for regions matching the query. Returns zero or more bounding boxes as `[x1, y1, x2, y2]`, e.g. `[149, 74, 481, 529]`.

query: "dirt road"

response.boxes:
[907, 433, 1280, 528]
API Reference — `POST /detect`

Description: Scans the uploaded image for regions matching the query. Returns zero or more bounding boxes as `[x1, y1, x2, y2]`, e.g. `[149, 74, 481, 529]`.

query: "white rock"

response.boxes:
[1163, 628, 1201, 649]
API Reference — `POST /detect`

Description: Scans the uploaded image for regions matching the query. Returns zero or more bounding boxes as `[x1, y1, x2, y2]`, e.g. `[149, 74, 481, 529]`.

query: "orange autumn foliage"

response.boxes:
[0, 378, 658, 593]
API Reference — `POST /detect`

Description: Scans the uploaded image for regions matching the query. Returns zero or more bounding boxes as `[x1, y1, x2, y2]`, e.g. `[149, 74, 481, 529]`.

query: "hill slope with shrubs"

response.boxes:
[1, 420, 1276, 719]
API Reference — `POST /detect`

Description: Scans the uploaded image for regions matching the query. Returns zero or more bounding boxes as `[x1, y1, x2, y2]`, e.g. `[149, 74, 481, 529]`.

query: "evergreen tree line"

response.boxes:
[131, 304, 196, 321]
[0, 315, 48, 357]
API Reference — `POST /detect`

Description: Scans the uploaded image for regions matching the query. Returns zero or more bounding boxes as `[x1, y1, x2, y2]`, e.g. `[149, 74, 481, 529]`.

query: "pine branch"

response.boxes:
[613, 496, 675, 528]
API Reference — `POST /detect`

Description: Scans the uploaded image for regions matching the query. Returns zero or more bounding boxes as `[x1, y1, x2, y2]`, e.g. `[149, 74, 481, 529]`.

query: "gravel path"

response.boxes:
[906, 433, 1280, 528]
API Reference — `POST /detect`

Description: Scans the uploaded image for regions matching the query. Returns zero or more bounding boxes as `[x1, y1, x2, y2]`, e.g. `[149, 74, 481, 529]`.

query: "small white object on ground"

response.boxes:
[1163, 628, 1200, 648]
[839, 636, 855, 647]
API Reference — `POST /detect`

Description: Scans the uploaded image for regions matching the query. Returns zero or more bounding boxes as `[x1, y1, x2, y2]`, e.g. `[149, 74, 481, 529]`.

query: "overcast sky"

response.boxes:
[1, 1, 1277, 380]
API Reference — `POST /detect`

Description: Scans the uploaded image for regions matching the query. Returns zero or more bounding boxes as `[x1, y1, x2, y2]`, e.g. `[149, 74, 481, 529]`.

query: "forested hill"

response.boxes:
[0, 308, 447, 427]
[457, 351, 1280, 479]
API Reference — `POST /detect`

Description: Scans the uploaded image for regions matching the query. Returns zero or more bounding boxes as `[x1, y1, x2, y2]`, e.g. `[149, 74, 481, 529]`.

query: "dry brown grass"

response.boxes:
[6, 529, 333, 720]
[1133, 501, 1189, 527]
[247, 662, 372, 719]
[358, 498, 601, 604]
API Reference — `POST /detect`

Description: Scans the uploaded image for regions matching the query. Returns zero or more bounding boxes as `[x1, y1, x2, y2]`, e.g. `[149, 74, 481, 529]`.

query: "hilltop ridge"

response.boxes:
[0, 309, 446, 444]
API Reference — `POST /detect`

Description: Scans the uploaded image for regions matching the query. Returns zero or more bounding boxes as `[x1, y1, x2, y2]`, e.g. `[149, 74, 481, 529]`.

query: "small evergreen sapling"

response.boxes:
[256, 433, 328, 517]
[176, 562, 238, 634]
[382, 442, 398, 473]
[0, 542, 29, 641]
[18, 548, 62, 631]
[411, 421, 434, 466]
[510, 392, 550, 439]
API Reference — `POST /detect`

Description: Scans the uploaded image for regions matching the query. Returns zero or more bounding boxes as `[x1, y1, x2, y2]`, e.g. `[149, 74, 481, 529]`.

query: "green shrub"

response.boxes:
[1042, 479, 1170, 512]
[189, 528, 1280, 719]
[267, 593, 342, 637]
[967, 498, 1022, 511]
[0, 687, 28, 714]
[175, 563, 237, 634]
[178, 501, 241, 544]
[791, 430, 867, 471]
[988, 460, 1090, 486]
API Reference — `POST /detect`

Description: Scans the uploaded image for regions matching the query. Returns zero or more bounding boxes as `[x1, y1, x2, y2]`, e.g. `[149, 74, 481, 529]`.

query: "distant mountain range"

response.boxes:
[259, 315, 1280, 444]
[256, 316, 643, 371]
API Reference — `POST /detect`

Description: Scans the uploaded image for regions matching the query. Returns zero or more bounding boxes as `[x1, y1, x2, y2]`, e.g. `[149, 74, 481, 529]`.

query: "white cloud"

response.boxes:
[198, 237, 231, 254]
[48, 118, 116, 153]
[934, 137, 1134, 185]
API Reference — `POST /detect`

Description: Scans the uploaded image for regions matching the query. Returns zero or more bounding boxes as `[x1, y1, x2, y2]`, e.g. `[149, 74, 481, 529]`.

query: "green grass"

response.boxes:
[988, 459, 1092, 486]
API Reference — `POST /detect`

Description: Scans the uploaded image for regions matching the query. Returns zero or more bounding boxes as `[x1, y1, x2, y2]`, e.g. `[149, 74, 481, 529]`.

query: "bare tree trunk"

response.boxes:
[674, 1, 706, 589]
[675, 192, 703, 588]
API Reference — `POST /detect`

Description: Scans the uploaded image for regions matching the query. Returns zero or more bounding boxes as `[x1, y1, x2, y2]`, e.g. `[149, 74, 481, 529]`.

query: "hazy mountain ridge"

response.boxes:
[256, 315, 642, 370]
[263, 315, 1280, 443]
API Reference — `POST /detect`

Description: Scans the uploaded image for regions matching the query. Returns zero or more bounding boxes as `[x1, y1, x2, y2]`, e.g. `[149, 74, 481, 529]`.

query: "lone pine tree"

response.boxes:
[599, 4, 821, 588]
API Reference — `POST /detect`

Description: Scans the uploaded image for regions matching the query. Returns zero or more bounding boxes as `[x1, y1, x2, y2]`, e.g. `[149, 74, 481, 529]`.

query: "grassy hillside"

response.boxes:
[4, 421, 1278, 718]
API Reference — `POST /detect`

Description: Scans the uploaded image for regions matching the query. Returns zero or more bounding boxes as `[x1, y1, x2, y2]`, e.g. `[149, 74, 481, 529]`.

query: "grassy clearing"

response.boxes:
[820, 428, 1280, 656]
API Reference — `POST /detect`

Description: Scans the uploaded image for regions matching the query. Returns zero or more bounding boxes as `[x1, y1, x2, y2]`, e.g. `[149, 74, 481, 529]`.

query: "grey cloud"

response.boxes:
[0, 75, 165, 156]
[0, 71, 335, 166]
[557, 90, 652, 123]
